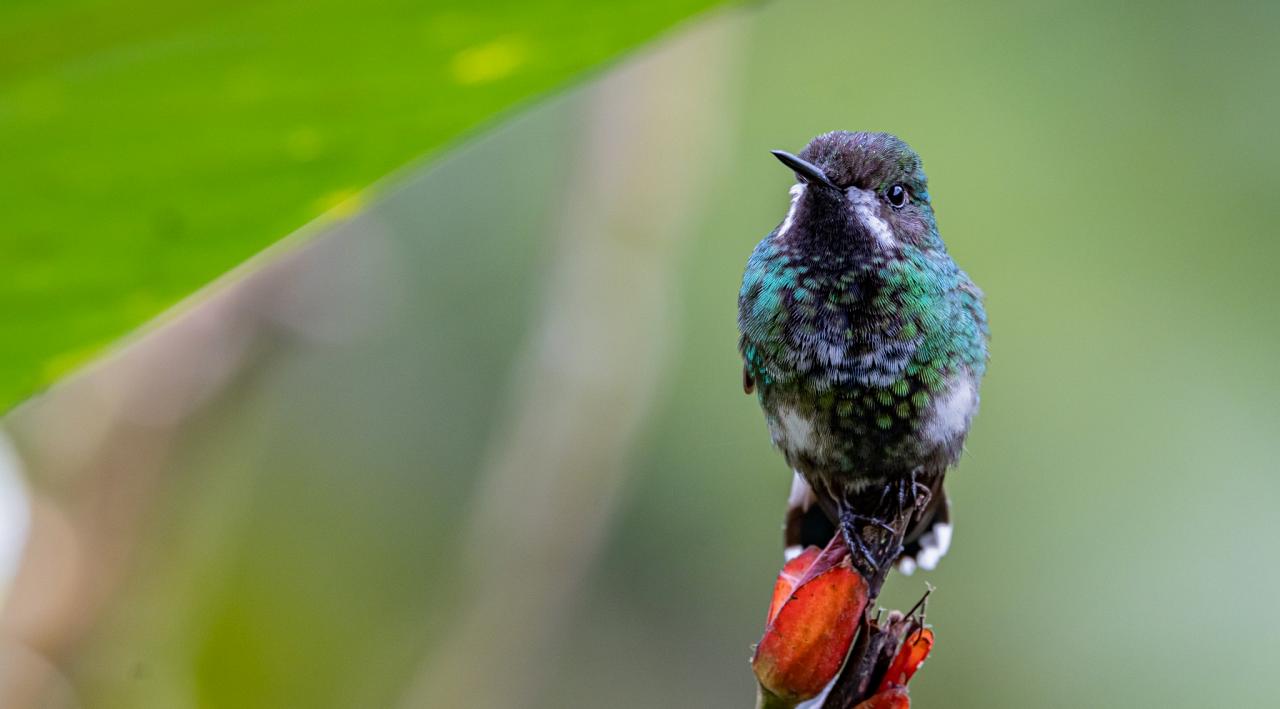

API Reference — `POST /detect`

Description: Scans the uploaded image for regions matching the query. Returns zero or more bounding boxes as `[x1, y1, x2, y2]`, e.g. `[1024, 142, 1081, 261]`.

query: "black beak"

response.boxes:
[771, 150, 838, 190]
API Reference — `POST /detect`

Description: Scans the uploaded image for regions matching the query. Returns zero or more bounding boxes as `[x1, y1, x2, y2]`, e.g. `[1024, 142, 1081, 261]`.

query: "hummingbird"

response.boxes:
[738, 131, 988, 593]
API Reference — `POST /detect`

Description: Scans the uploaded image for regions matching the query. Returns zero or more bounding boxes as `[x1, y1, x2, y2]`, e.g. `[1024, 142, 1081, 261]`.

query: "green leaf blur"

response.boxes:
[0, 0, 725, 410]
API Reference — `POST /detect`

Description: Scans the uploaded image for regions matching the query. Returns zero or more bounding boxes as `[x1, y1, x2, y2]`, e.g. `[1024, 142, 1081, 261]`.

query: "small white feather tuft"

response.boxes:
[847, 187, 896, 249]
[913, 522, 953, 571]
[778, 183, 806, 238]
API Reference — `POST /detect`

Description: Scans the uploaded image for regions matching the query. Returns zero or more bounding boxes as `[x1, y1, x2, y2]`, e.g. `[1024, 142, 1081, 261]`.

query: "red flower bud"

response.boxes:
[878, 627, 934, 693]
[765, 546, 822, 625]
[752, 536, 868, 704]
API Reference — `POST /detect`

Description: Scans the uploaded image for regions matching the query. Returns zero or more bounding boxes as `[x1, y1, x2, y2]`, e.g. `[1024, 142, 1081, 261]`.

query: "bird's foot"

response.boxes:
[838, 507, 902, 587]
[900, 469, 933, 511]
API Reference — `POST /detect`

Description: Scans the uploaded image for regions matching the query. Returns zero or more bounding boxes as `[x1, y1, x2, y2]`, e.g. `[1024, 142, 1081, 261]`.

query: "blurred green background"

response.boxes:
[4, 0, 1280, 708]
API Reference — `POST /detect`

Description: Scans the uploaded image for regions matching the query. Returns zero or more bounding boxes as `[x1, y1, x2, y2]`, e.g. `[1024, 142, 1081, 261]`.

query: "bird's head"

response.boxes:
[771, 131, 940, 254]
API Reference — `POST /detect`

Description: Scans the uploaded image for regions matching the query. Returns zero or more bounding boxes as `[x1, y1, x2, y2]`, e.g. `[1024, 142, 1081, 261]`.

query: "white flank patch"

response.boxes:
[775, 406, 816, 454]
[923, 375, 978, 445]
[914, 522, 953, 571]
[783, 545, 805, 562]
[778, 183, 806, 238]
[847, 187, 896, 249]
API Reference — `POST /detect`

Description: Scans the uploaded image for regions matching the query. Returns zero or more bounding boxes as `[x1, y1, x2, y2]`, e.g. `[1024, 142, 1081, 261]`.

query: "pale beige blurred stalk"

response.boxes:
[0, 205, 389, 708]
[396, 15, 743, 708]
[0, 281, 259, 708]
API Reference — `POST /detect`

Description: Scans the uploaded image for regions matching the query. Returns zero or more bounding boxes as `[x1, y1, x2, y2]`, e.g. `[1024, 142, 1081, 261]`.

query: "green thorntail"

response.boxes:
[738, 131, 989, 590]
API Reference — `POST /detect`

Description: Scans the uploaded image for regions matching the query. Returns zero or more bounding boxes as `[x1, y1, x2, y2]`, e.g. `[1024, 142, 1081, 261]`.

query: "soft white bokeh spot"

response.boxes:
[0, 430, 30, 599]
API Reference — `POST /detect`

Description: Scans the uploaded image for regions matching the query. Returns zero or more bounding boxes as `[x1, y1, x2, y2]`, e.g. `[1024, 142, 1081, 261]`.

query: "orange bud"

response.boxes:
[878, 627, 934, 692]
[766, 546, 821, 625]
[753, 537, 868, 703]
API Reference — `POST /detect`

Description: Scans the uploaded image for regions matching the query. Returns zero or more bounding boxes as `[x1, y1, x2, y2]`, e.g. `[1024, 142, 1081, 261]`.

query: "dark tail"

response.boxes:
[783, 472, 836, 556]
[897, 484, 951, 575]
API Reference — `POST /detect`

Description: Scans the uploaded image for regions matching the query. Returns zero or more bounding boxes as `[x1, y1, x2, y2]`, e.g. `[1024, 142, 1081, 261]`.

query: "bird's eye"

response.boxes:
[886, 184, 909, 209]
